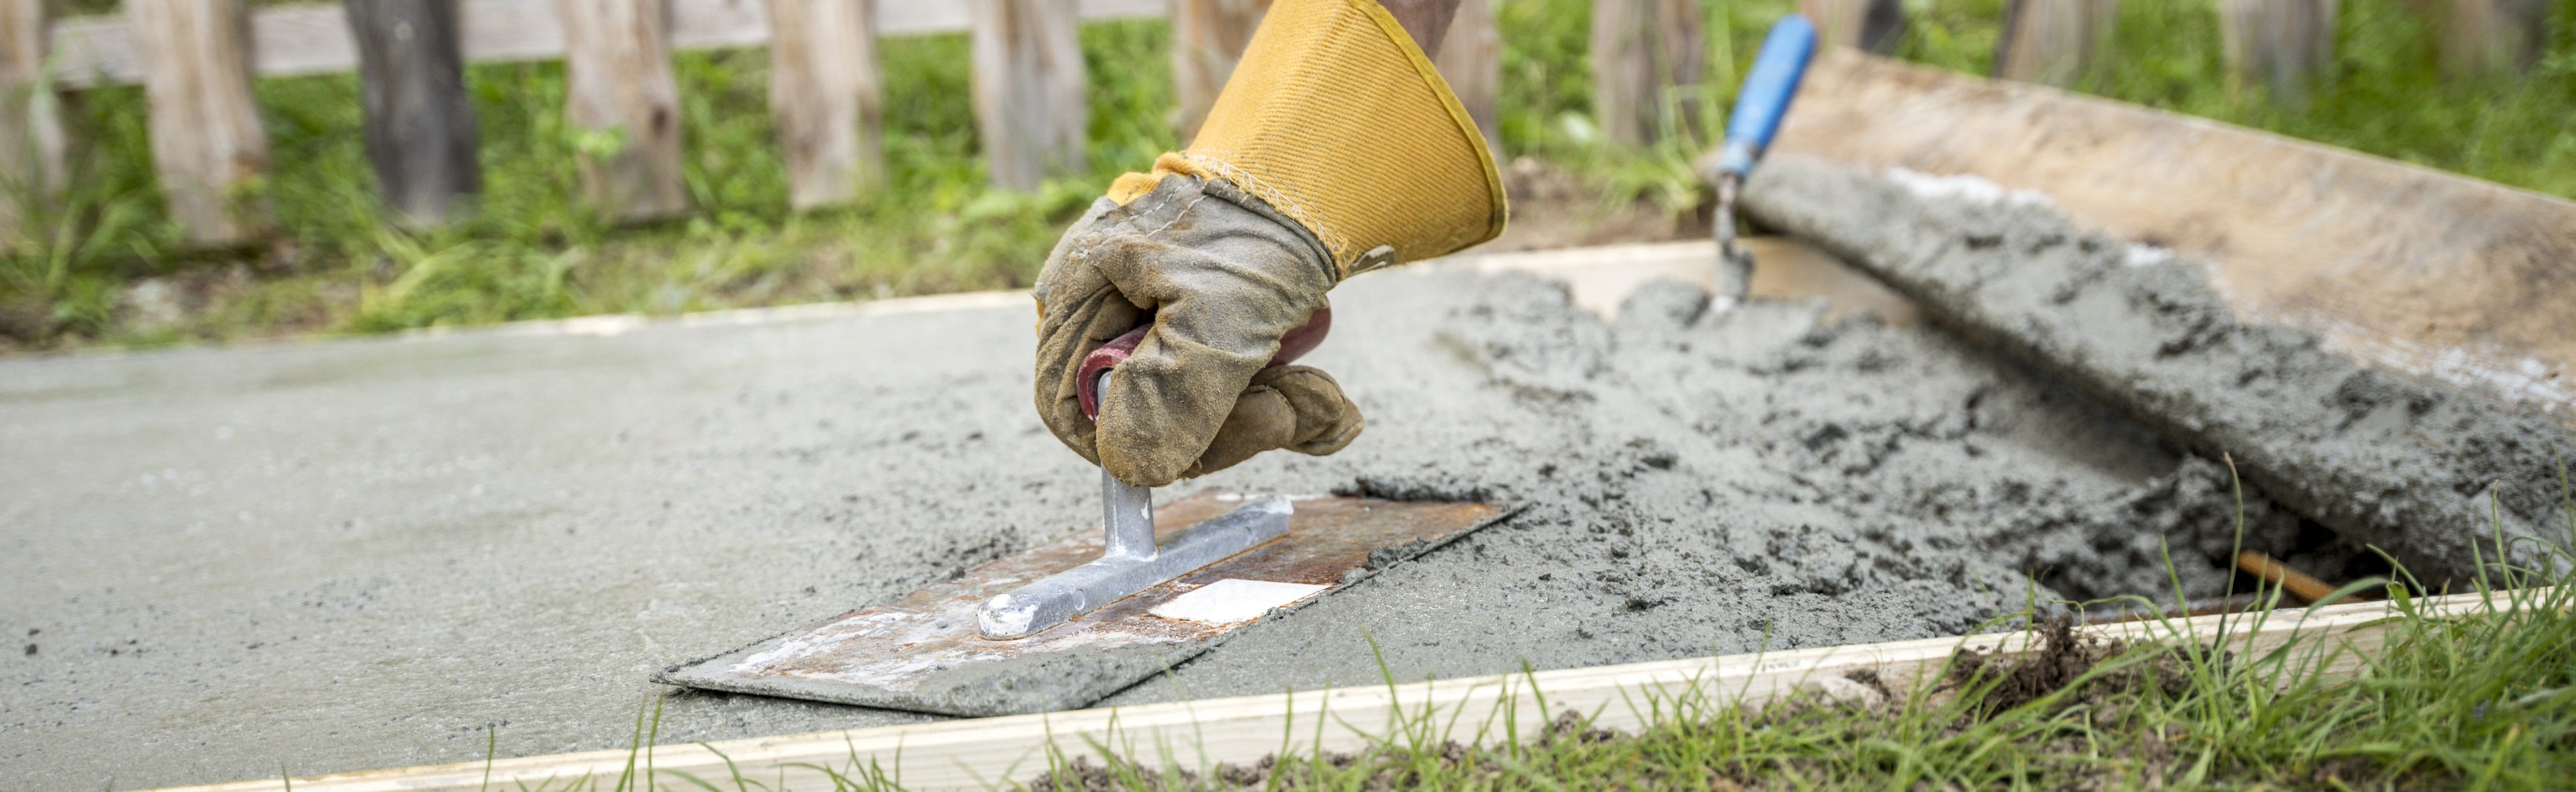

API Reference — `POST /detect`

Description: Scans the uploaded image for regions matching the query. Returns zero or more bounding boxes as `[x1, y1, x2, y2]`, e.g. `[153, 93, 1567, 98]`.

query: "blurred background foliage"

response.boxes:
[2, 0, 2570, 349]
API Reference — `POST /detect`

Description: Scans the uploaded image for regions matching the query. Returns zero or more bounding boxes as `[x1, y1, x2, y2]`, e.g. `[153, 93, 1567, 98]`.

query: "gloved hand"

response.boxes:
[1032, 175, 1363, 486]
[1031, 0, 1507, 488]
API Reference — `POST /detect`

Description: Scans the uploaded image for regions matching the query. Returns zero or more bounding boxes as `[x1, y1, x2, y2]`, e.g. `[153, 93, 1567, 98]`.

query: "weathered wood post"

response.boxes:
[2439, 0, 2550, 78]
[344, 0, 480, 228]
[130, 0, 272, 246]
[1435, 0, 1500, 161]
[2217, 0, 2337, 107]
[1798, 0, 1905, 54]
[1169, 0, 1268, 140]
[1993, 0, 2118, 88]
[557, 0, 688, 221]
[1589, 0, 1705, 146]
[1, 0, 67, 247]
[767, 0, 884, 209]
[970, 0, 1085, 189]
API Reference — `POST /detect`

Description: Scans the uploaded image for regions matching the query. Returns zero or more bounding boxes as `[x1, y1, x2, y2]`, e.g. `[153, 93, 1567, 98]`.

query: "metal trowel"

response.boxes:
[1710, 15, 1818, 305]
[659, 308, 1518, 717]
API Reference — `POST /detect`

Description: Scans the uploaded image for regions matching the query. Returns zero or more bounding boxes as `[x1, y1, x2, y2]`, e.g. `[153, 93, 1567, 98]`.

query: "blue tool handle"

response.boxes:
[1717, 15, 1819, 179]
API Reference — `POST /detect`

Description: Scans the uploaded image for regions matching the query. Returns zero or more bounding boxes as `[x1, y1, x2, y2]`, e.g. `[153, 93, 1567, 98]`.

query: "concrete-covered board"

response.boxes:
[1775, 49, 2576, 421]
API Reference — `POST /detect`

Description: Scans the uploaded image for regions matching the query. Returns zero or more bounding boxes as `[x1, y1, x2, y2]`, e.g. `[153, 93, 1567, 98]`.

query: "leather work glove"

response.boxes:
[1033, 0, 1507, 488]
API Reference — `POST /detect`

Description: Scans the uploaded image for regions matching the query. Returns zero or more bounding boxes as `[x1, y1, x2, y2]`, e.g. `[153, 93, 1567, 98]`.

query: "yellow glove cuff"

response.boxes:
[1106, 0, 1506, 278]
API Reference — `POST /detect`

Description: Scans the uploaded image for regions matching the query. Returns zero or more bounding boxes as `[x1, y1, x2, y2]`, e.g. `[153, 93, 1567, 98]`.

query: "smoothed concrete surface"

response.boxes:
[7, 261, 2273, 789]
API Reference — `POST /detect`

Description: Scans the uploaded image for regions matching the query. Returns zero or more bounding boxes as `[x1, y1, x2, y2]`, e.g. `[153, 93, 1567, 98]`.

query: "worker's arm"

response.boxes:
[1031, 0, 1503, 487]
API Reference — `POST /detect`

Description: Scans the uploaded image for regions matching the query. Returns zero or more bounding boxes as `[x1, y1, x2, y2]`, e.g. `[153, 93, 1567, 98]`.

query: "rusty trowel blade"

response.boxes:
[657, 493, 1517, 717]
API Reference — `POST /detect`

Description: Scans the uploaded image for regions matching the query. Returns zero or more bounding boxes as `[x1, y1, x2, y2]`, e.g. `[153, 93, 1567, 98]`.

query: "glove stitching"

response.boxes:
[1175, 150, 1352, 264]
[1063, 183, 1188, 268]
[1136, 193, 1212, 240]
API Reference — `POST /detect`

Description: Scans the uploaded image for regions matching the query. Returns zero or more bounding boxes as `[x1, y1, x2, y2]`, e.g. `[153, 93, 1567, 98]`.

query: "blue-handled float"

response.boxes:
[1713, 15, 1819, 302]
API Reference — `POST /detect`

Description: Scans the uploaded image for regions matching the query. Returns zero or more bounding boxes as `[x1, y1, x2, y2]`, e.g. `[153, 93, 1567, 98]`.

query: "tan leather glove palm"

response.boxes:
[1030, 0, 1505, 488]
[1033, 176, 1364, 487]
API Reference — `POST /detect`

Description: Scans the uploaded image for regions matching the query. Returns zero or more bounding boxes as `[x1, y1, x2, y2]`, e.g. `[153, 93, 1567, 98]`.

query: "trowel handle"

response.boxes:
[1715, 15, 1818, 180]
[1078, 306, 1333, 421]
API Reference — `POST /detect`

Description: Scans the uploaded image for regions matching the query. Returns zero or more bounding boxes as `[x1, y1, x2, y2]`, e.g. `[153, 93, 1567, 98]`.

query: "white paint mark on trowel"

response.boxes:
[1148, 579, 1330, 625]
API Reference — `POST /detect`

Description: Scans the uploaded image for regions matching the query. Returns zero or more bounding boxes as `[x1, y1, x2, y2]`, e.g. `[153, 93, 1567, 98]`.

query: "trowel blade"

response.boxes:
[657, 493, 1517, 717]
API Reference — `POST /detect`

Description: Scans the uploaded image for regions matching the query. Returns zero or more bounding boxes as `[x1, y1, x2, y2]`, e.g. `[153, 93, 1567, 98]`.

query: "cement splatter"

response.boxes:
[1739, 155, 2576, 586]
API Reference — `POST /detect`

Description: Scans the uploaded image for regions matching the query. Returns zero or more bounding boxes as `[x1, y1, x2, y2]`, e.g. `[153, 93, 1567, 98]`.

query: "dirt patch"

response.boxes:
[1947, 614, 2188, 717]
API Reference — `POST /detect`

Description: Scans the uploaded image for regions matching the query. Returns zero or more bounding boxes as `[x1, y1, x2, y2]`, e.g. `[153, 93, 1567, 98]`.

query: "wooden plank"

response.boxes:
[0, 0, 67, 246]
[1589, 0, 1704, 146]
[970, 0, 1085, 189]
[1773, 49, 2576, 417]
[1434, 0, 1500, 161]
[346, 0, 480, 227]
[1798, 0, 1905, 53]
[130, 0, 272, 246]
[46, 0, 1166, 90]
[2217, 0, 2338, 106]
[765, 0, 883, 209]
[1993, 0, 2116, 87]
[1168, 0, 1268, 140]
[2439, 0, 2550, 78]
[556, 0, 687, 222]
[143, 588, 2534, 792]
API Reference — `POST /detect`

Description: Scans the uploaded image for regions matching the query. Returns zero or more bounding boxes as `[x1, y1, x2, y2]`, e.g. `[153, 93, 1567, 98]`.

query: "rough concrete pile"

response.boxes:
[1742, 155, 2576, 586]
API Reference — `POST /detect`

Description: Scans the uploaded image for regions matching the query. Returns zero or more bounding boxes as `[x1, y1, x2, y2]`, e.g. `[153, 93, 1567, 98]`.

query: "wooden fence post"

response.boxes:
[130, 0, 272, 246]
[1, 0, 67, 246]
[1993, 0, 2118, 88]
[767, 0, 883, 210]
[1435, 0, 1500, 162]
[557, 0, 687, 222]
[1169, 0, 1267, 141]
[2217, 0, 2337, 107]
[345, 0, 479, 228]
[1798, 0, 1905, 54]
[1589, 0, 1704, 146]
[2439, 0, 2549, 78]
[969, 0, 1084, 189]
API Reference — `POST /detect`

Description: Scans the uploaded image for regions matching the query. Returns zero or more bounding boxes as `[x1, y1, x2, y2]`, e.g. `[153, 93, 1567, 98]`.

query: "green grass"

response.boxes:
[5, 0, 2575, 349]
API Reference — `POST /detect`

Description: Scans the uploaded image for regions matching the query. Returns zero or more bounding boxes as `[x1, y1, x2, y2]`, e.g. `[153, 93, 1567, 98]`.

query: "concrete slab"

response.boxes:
[5, 245, 2274, 789]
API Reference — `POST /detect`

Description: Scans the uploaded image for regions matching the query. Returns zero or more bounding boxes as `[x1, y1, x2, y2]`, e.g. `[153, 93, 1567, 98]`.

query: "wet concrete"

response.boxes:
[1742, 156, 2576, 585]
[9, 254, 2302, 788]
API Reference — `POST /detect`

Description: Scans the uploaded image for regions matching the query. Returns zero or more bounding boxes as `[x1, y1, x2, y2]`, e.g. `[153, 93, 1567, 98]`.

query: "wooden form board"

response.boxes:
[43, 0, 1165, 89]
[146, 589, 2529, 791]
[1773, 49, 2576, 419]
